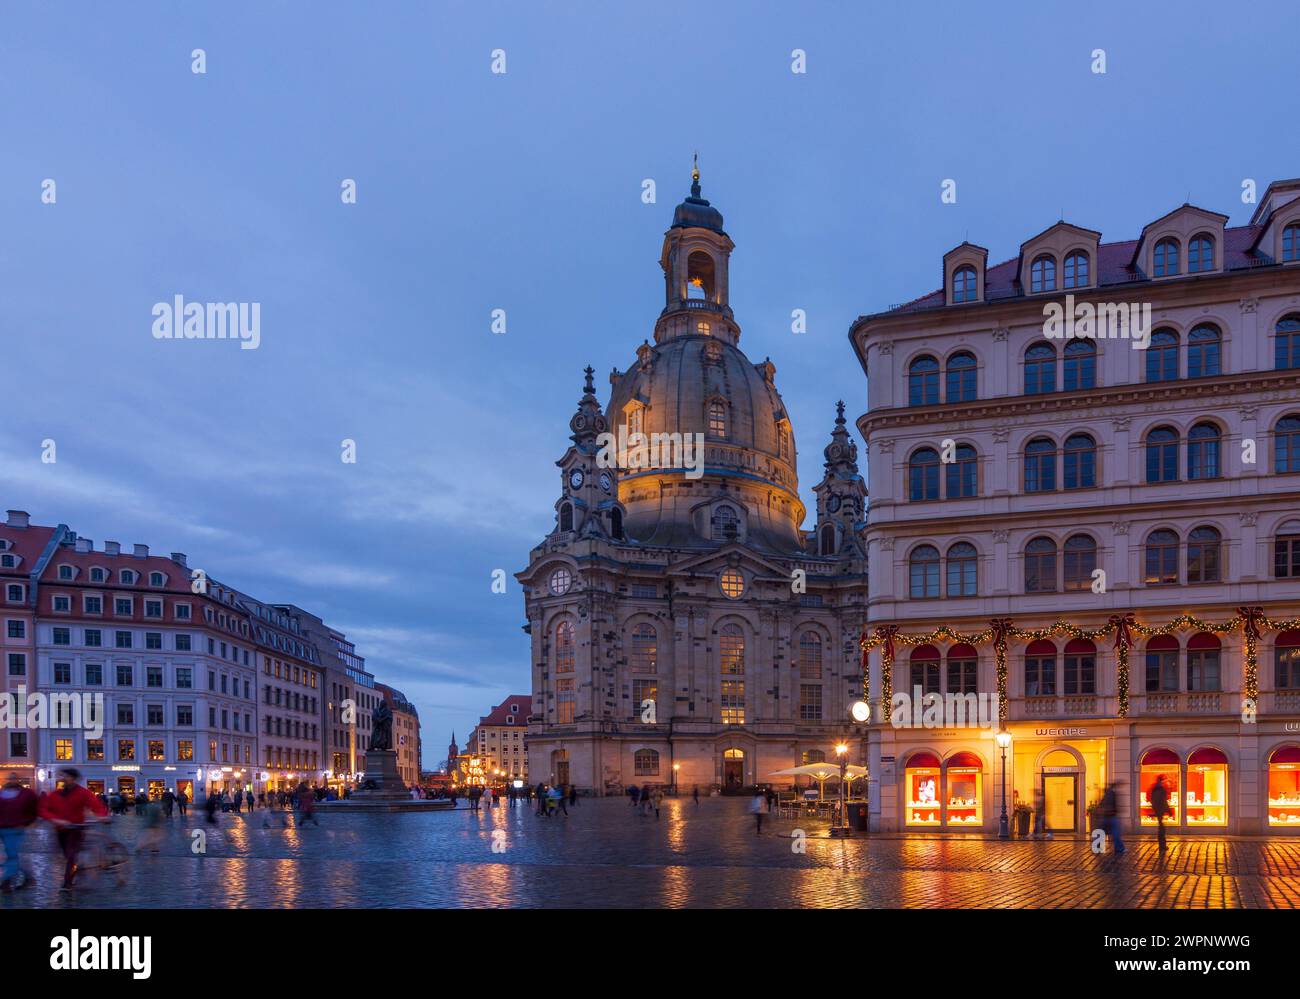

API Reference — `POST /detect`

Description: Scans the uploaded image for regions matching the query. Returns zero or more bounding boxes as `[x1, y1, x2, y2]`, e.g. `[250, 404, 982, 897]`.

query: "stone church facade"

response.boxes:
[519, 171, 868, 794]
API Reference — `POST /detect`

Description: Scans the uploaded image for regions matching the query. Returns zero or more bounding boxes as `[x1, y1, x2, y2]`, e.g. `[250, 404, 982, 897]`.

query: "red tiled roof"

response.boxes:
[479, 695, 530, 727]
[0, 522, 58, 577]
[886, 223, 1267, 317]
[39, 542, 194, 593]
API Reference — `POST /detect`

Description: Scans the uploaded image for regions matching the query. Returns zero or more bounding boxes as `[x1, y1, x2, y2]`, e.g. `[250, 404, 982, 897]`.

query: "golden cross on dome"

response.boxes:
[692, 151, 699, 183]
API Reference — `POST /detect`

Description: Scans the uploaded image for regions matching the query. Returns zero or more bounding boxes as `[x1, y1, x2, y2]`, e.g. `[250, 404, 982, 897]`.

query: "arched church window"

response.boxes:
[624, 403, 645, 438]
[799, 632, 823, 679]
[719, 625, 745, 725]
[609, 508, 623, 540]
[712, 505, 740, 541]
[559, 503, 573, 532]
[708, 399, 728, 439]
[630, 624, 657, 674]
[554, 621, 575, 673]
[819, 523, 836, 556]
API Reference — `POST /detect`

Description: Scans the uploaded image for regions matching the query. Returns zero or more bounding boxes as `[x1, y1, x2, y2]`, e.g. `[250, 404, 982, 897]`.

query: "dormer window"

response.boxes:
[1153, 238, 1180, 276]
[1063, 251, 1089, 289]
[120, 569, 136, 584]
[624, 402, 645, 438]
[149, 571, 164, 587]
[90, 567, 105, 583]
[1283, 223, 1299, 262]
[1188, 234, 1214, 273]
[952, 265, 977, 303]
[58, 565, 74, 580]
[711, 505, 740, 541]
[1030, 255, 1056, 293]
[0, 555, 14, 569]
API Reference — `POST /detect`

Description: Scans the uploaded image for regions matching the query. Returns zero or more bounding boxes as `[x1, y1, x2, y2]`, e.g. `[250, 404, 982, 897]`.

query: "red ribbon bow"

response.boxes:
[989, 618, 1013, 646]
[1109, 613, 1136, 649]
[1238, 606, 1264, 640]
[874, 624, 899, 661]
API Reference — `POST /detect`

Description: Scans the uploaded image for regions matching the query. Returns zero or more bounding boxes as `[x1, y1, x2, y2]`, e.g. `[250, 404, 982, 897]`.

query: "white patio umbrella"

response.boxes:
[767, 763, 869, 800]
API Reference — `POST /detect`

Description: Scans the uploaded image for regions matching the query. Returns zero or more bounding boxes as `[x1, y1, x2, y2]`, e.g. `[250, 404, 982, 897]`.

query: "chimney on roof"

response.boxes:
[133, 544, 149, 558]
[5, 511, 29, 528]
[74, 538, 91, 554]
[104, 541, 120, 556]
[170, 552, 187, 567]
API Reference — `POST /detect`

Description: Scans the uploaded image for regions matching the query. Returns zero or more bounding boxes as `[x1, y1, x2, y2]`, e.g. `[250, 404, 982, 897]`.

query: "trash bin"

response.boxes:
[846, 802, 869, 831]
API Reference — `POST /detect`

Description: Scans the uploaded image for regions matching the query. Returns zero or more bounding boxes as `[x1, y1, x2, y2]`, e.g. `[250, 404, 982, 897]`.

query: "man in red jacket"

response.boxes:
[0, 772, 39, 890]
[37, 767, 109, 889]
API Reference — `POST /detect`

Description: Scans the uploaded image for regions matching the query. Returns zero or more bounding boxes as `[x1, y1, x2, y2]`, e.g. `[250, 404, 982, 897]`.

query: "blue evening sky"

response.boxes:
[1, 1, 1295, 766]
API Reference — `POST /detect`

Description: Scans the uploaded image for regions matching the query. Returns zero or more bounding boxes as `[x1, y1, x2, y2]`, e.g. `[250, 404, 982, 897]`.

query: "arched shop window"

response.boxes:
[909, 645, 941, 695]
[945, 751, 982, 827]
[1275, 632, 1300, 689]
[1267, 746, 1300, 827]
[904, 752, 941, 827]
[1138, 748, 1180, 827]
[1063, 638, 1097, 695]
[1185, 748, 1227, 827]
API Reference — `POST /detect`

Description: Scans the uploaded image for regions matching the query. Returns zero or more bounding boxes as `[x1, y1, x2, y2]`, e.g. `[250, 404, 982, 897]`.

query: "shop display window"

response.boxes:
[86, 780, 105, 795]
[117, 776, 136, 796]
[1185, 748, 1227, 826]
[147, 779, 167, 800]
[1138, 748, 1179, 826]
[1268, 746, 1300, 827]
[944, 751, 982, 826]
[905, 753, 941, 826]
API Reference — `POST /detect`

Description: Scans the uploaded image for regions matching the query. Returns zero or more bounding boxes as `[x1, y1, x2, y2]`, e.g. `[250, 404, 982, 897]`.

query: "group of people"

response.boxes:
[625, 784, 667, 819]
[0, 767, 109, 891]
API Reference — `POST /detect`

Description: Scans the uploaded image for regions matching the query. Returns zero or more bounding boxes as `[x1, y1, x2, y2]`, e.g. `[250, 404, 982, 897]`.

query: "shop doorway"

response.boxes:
[1043, 774, 1078, 832]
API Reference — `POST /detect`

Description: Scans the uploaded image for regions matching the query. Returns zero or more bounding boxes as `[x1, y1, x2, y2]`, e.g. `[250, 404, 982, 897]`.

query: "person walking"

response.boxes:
[749, 789, 768, 835]
[692, 785, 700, 807]
[204, 789, 221, 825]
[1100, 782, 1125, 855]
[0, 772, 39, 890]
[1150, 774, 1171, 852]
[176, 788, 188, 817]
[1032, 787, 1047, 840]
[161, 788, 175, 819]
[483, 784, 494, 810]
[651, 785, 664, 820]
[534, 782, 546, 816]
[295, 782, 319, 828]
[37, 768, 109, 890]
[568, 784, 578, 808]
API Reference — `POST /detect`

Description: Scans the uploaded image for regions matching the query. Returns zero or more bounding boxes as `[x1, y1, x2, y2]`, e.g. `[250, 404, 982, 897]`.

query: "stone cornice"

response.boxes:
[858, 369, 1300, 436]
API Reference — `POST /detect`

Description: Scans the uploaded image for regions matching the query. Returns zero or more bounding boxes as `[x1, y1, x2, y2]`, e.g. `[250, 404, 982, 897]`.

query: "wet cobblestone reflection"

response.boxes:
[3, 798, 1298, 908]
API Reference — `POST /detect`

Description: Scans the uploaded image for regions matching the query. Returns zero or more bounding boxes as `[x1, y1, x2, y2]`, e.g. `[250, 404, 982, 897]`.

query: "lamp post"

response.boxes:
[830, 740, 850, 836]
[672, 763, 680, 795]
[997, 730, 1012, 839]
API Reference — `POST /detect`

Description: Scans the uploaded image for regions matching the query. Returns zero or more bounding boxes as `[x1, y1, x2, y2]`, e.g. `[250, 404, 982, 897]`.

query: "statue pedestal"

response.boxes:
[351, 749, 409, 801]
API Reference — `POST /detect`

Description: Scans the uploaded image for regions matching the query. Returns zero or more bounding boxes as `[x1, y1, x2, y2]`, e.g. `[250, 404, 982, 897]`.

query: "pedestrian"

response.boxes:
[1150, 774, 1171, 852]
[651, 785, 663, 820]
[483, 785, 494, 810]
[176, 788, 188, 816]
[0, 772, 39, 890]
[204, 790, 220, 825]
[139, 797, 164, 853]
[161, 788, 175, 819]
[1100, 782, 1125, 855]
[629, 784, 640, 808]
[749, 789, 768, 835]
[568, 784, 578, 807]
[692, 785, 700, 807]
[295, 782, 319, 828]
[534, 782, 546, 816]
[1032, 787, 1048, 840]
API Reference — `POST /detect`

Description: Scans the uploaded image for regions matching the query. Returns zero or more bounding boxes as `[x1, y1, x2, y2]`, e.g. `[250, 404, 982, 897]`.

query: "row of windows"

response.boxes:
[6, 656, 253, 698]
[907, 527, 1299, 597]
[44, 593, 194, 619]
[905, 413, 1300, 501]
[51, 564, 170, 587]
[263, 685, 318, 714]
[949, 225, 1300, 304]
[905, 316, 1300, 406]
[902, 634, 1300, 694]
[44, 737, 200, 763]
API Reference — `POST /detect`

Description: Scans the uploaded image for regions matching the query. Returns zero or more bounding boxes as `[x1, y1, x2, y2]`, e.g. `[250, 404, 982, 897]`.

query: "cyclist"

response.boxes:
[37, 767, 109, 890]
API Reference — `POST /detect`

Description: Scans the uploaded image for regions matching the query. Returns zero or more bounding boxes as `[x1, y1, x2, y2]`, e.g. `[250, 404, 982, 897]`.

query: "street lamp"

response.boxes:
[672, 763, 680, 795]
[996, 730, 1012, 839]
[830, 740, 850, 837]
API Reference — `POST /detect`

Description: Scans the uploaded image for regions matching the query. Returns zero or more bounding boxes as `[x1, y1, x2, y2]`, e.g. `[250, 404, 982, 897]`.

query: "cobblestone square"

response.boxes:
[4, 797, 1300, 908]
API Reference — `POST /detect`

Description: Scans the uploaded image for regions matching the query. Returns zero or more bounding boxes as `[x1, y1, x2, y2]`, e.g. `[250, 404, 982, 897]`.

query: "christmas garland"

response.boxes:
[859, 608, 1300, 720]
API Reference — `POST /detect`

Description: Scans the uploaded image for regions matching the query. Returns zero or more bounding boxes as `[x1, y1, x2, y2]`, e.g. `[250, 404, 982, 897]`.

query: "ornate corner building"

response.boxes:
[851, 179, 1300, 835]
[519, 171, 868, 794]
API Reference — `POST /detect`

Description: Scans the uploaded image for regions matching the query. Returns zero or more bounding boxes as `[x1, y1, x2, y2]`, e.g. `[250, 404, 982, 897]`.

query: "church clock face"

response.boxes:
[569, 469, 584, 490]
[827, 495, 841, 513]
[599, 472, 612, 492]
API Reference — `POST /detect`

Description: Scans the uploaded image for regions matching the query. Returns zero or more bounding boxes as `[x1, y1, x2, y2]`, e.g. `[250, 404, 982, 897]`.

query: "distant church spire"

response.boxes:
[691, 152, 701, 197]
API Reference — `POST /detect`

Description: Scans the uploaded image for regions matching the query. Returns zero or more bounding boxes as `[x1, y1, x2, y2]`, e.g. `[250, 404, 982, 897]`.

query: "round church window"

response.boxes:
[549, 568, 573, 595]
[719, 568, 745, 599]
